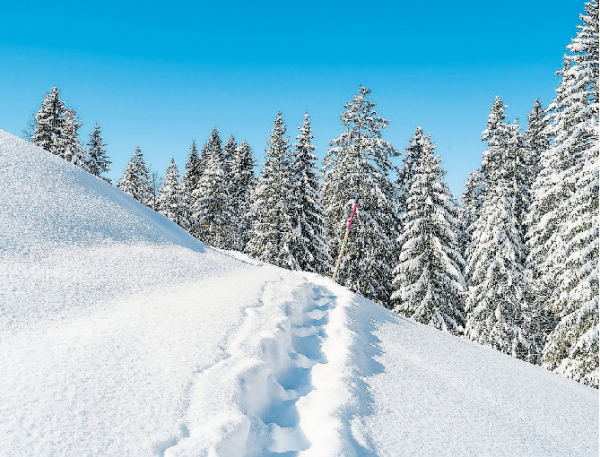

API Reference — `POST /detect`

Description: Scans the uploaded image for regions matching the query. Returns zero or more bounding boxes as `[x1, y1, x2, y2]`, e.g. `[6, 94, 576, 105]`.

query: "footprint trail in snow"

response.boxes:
[162, 271, 350, 457]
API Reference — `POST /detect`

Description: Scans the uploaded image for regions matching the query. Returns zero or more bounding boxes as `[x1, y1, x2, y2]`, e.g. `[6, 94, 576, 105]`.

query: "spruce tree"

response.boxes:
[290, 113, 332, 274]
[397, 126, 428, 217]
[200, 127, 222, 173]
[526, 125, 572, 346]
[245, 112, 298, 269]
[223, 135, 237, 175]
[465, 98, 540, 362]
[87, 124, 111, 183]
[460, 167, 485, 274]
[390, 128, 465, 334]
[61, 109, 89, 170]
[547, 129, 599, 387]
[32, 87, 66, 156]
[31, 87, 89, 172]
[192, 137, 233, 248]
[524, 99, 549, 185]
[522, 100, 556, 344]
[221, 135, 238, 250]
[533, 1, 599, 387]
[157, 158, 184, 226]
[181, 141, 201, 231]
[230, 140, 256, 251]
[322, 86, 400, 305]
[117, 146, 152, 206]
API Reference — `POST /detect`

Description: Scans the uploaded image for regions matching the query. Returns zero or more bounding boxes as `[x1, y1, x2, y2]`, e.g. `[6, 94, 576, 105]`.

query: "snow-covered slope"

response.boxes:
[0, 129, 597, 456]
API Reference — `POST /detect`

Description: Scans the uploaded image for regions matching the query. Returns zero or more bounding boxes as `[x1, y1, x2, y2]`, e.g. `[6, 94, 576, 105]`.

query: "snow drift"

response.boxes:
[0, 129, 597, 456]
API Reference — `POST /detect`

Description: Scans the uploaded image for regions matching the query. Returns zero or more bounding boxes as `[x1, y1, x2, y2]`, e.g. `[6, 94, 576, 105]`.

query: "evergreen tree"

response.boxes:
[230, 140, 256, 251]
[32, 87, 66, 156]
[223, 135, 237, 176]
[397, 127, 428, 217]
[192, 137, 233, 248]
[390, 128, 465, 334]
[526, 122, 572, 346]
[200, 127, 222, 173]
[181, 141, 202, 231]
[465, 97, 541, 362]
[87, 124, 111, 183]
[522, 101, 556, 349]
[290, 113, 332, 274]
[61, 109, 89, 170]
[459, 167, 485, 274]
[245, 112, 298, 269]
[322, 86, 400, 305]
[547, 130, 599, 387]
[157, 158, 184, 226]
[117, 146, 152, 205]
[533, 1, 599, 387]
[524, 99, 549, 185]
[31, 86, 89, 172]
[221, 135, 238, 250]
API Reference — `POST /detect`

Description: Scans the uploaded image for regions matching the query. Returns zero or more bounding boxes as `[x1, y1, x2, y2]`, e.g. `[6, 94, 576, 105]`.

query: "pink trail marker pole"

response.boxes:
[332, 203, 357, 282]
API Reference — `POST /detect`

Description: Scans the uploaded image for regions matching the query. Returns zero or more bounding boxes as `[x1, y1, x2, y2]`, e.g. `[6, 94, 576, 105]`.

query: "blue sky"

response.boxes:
[0, 0, 585, 197]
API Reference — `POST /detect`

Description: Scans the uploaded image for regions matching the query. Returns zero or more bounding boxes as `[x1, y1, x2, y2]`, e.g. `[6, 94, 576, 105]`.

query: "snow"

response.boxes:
[0, 129, 598, 456]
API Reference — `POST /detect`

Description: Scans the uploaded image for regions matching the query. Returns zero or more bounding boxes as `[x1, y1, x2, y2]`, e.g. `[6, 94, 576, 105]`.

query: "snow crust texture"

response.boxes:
[1, 130, 598, 456]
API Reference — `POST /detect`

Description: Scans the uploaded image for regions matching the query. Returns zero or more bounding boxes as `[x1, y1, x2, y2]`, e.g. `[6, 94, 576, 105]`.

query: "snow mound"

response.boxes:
[0, 130, 598, 457]
[0, 129, 203, 253]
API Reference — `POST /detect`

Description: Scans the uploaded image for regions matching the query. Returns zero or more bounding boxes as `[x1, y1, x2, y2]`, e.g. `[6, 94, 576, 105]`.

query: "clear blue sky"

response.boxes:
[0, 0, 585, 197]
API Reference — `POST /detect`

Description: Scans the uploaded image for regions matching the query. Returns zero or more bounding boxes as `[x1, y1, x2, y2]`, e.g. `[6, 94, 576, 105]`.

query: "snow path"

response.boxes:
[162, 272, 383, 457]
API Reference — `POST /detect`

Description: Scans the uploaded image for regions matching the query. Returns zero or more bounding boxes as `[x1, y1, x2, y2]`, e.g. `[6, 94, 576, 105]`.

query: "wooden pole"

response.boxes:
[332, 203, 357, 282]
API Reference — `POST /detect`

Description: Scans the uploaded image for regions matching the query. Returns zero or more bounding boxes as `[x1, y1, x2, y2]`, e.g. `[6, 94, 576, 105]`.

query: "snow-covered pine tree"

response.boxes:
[521, 100, 556, 342]
[245, 112, 299, 269]
[117, 146, 152, 206]
[548, 125, 600, 387]
[322, 86, 400, 305]
[223, 135, 237, 175]
[200, 127, 222, 173]
[87, 124, 111, 183]
[31, 87, 89, 172]
[397, 126, 428, 218]
[181, 141, 201, 231]
[526, 111, 573, 347]
[459, 167, 485, 273]
[61, 109, 89, 170]
[289, 113, 332, 274]
[220, 135, 238, 250]
[230, 140, 256, 251]
[191, 127, 226, 238]
[157, 158, 184, 226]
[390, 128, 465, 334]
[222, 135, 237, 201]
[524, 99, 549, 185]
[465, 97, 541, 363]
[192, 137, 233, 248]
[32, 87, 66, 156]
[533, 1, 599, 387]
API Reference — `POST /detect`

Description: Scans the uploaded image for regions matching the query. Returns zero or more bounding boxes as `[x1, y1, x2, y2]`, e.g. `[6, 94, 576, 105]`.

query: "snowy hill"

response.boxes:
[0, 129, 597, 457]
